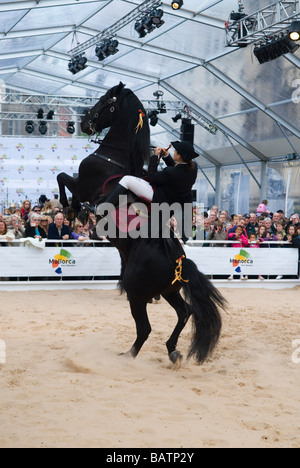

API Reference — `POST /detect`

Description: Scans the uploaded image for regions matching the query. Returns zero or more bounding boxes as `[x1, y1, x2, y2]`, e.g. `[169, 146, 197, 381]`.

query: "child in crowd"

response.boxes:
[248, 232, 260, 247]
[247, 232, 265, 280]
[227, 225, 249, 280]
[228, 225, 248, 248]
[276, 232, 284, 247]
[256, 199, 270, 216]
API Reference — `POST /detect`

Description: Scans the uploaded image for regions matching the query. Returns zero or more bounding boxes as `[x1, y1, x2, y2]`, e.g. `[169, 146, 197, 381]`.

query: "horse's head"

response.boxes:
[81, 82, 125, 136]
[81, 81, 150, 177]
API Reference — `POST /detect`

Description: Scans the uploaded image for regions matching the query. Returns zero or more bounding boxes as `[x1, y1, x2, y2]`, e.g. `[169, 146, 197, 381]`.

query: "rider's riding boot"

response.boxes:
[96, 183, 128, 219]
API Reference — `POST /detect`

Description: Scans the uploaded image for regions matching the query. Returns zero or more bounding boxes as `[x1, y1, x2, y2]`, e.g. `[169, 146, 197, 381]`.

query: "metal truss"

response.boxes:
[226, 0, 300, 47]
[69, 0, 162, 56]
[0, 92, 98, 108]
[0, 92, 185, 121]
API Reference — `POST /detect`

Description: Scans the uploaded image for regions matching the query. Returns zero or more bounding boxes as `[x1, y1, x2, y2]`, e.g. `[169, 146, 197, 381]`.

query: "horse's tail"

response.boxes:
[181, 258, 226, 364]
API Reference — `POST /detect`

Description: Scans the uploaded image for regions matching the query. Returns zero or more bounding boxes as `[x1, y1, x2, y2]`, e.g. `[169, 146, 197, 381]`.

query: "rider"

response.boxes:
[96, 141, 198, 240]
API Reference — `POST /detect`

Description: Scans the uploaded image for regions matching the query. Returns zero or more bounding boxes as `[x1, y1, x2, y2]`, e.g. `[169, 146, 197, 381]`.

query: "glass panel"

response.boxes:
[0, 34, 66, 53]
[12, 3, 104, 31]
[6, 72, 63, 94]
[0, 10, 27, 30]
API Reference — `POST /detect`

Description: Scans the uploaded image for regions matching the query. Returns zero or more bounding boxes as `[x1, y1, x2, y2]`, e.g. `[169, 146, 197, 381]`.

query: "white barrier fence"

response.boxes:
[0, 240, 298, 278]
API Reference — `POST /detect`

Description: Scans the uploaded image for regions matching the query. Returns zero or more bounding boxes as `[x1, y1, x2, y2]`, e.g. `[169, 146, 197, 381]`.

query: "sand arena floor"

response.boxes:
[0, 286, 299, 448]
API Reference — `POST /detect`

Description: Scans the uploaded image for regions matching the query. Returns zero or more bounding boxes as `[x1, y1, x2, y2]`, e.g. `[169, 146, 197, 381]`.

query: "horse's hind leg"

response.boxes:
[162, 290, 191, 367]
[122, 298, 151, 358]
[57, 172, 79, 207]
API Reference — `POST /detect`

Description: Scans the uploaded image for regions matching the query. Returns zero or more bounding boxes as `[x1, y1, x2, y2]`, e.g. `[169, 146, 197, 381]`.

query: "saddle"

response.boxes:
[103, 174, 151, 233]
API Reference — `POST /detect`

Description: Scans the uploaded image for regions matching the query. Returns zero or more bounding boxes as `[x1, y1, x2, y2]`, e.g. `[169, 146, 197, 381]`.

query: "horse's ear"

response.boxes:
[116, 82, 125, 95]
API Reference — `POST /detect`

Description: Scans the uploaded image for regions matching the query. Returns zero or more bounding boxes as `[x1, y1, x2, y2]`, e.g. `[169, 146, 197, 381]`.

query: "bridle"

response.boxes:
[86, 96, 118, 135]
[85, 94, 127, 169]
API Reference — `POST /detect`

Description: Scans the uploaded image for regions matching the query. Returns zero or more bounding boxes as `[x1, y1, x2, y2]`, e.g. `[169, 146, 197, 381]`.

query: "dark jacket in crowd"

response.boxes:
[25, 224, 47, 238]
[47, 223, 73, 240]
[292, 235, 300, 249]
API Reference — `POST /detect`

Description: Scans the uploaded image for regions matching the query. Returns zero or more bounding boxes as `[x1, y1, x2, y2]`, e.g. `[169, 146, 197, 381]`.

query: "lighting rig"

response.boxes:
[134, 8, 164, 38]
[69, 1, 163, 59]
[68, 54, 88, 74]
[225, 0, 300, 62]
[95, 39, 119, 61]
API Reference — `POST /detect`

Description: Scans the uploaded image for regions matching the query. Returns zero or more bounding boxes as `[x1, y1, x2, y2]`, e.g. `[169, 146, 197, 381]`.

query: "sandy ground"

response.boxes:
[0, 286, 300, 448]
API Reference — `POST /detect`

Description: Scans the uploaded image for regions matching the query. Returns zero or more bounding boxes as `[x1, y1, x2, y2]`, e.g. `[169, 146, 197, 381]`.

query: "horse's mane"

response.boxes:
[117, 87, 150, 177]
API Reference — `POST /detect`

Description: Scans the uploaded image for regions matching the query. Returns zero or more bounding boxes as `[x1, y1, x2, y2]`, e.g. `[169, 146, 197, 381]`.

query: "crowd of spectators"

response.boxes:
[0, 194, 101, 246]
[0, 196, 299, 281]
[190, 200, 300, 280]
[191, 202, 300, 248]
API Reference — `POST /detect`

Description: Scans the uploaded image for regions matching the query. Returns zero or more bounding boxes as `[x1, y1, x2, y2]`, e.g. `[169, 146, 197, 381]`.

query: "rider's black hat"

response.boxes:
[171, 141, 199, 162]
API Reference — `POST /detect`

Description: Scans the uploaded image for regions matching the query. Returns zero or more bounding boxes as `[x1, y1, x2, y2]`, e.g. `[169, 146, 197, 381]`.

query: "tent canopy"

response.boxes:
[0, 0, 300, 169]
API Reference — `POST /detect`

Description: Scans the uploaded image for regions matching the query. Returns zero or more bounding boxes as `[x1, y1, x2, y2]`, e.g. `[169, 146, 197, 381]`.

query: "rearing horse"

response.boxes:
[57, 82, 149, 209]
[57, 82, 226, 368]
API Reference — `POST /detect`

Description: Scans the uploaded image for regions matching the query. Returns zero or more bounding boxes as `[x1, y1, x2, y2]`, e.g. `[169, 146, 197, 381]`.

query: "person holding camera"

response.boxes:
[206, 221, 227, 247]
[25, 212, 47, 239]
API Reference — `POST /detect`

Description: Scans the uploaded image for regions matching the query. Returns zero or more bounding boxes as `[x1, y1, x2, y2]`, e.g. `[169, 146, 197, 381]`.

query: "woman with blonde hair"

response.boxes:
[39, 215, 50, 236]
[72, 220, 90, 244]
[41, 201, 55, 219]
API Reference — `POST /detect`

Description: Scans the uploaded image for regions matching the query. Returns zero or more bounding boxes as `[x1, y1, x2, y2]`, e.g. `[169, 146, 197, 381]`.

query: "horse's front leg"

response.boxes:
[57, 172, 79, 207]
[121, 298, 151, 358]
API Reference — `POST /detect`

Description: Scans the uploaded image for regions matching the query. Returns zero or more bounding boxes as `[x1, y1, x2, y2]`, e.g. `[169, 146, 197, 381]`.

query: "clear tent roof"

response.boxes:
[0, 0, 300, 169]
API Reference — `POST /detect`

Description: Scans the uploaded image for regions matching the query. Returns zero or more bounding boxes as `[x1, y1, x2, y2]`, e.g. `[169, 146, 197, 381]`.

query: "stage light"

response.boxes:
[171, 1, 183, 10]
[158, 101, 166, 114]
[95, 39, 119, 61]
[25, 120, 35, 134]
[66, 121, 75, 134]
[68, 54, 87, 74]
[172, 113, 182, 123]
[253, 33, 299, 64]
[147, 110, 159, 127]
[47, 110, 54, 120]
[37, 108, 44, 119]
[153, 90, 164, 99]
[38, 121, 47, 135]
[150, 9, 164, 28]
[135, 8, 165, 38]
[134, 21, 147, 38]
[289, 21, 300, 41]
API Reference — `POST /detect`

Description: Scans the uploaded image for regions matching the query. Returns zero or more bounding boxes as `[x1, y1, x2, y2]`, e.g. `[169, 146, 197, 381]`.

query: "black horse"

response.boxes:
[57, 82, 226, 367]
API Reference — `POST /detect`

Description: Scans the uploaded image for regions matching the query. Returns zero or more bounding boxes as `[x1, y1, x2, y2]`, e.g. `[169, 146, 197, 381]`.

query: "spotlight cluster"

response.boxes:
[25, 110, 76, 135]
[254, 33, 299, 64]
[68, 54, 87, 74]
[95, 39, 119, 61]
[134, 8, 164, 38]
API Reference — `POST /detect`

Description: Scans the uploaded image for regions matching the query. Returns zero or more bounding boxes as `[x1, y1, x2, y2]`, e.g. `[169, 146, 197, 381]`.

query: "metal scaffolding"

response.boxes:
[226, 0, 300, 47]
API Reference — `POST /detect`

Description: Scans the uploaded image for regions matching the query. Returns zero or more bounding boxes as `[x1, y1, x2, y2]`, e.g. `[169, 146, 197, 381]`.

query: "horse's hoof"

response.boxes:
[169, 350, 183, 370]
[118, 350, 134, 359]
